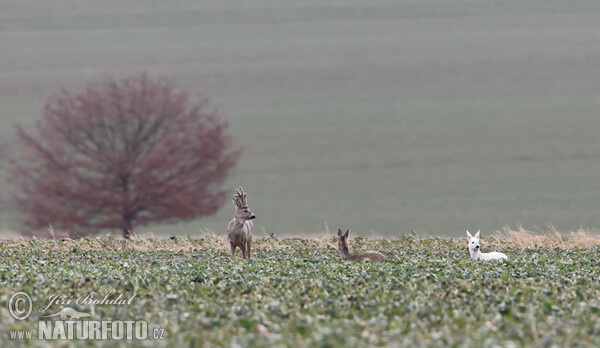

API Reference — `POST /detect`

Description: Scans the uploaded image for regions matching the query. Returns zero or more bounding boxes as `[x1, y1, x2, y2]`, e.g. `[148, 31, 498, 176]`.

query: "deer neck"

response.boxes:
[233, 212, 247, 228]
[470, 248, 481, 260]
[338, 240, 351, 259]
[234, 217, 246, 227]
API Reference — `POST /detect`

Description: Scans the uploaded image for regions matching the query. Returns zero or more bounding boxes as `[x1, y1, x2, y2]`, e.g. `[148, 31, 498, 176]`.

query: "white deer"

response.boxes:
[466, 230, 507, 261]
[227, 187, 255, 260]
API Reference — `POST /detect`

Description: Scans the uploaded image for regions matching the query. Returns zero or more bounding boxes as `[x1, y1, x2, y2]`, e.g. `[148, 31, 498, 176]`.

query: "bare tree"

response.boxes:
[7, 73, 240, 238]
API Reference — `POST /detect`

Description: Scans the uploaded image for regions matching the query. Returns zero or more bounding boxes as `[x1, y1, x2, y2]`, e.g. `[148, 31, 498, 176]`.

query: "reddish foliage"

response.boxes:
[8, 73, 240, 238]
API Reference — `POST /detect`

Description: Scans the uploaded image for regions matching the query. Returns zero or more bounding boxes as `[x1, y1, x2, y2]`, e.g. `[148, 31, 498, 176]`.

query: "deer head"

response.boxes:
[233, 186, 255, 221]
[337, 228, 350, 254]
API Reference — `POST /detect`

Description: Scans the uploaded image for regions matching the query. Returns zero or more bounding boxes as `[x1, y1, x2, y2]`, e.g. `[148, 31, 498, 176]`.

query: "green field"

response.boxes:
[1, 235, 600, 347]
[2, 1, 600, 237]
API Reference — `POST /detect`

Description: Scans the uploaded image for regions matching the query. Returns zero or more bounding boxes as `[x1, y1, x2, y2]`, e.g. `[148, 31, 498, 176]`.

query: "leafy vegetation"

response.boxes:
[1, 233, 600, 347]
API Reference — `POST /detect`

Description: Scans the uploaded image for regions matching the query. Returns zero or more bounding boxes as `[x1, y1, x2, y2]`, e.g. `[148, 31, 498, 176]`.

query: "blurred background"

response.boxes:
[1, 0, 599, 238]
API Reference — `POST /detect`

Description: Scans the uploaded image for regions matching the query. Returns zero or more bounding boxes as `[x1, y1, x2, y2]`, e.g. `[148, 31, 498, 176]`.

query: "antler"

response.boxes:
[233, 186, 248, 209]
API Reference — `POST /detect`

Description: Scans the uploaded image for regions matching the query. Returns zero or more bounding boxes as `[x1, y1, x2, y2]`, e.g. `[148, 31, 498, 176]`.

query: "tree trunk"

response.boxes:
[122, 217, 133, 239]
[121, 175, 133, 239]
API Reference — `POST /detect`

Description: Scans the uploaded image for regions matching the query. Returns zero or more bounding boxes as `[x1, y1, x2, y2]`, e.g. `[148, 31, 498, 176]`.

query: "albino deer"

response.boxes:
[337, 229, 385, 262]
[227, 187, 255, 260]
[467, 230, 508, 261]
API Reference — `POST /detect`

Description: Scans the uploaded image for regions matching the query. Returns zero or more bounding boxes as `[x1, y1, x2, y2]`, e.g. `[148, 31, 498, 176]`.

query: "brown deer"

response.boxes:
[227, 187, 255, 260]
[337, 228, 385, 262]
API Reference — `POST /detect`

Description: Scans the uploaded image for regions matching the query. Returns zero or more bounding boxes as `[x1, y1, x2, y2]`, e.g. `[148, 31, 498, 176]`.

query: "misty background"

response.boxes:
[1, 0, 599, 238]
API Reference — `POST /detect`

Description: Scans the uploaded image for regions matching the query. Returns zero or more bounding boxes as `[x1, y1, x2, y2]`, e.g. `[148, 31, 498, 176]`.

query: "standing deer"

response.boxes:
[227, 187, 255, 260]
[337, 228, 385, 262]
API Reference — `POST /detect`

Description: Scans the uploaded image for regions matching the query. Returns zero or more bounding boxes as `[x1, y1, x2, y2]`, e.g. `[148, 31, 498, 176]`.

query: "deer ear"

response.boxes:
[466, 230, 472, 238]
[344, 229, 350, 238]
[337, 228, 342, 236]
[475, 230, 480, 238]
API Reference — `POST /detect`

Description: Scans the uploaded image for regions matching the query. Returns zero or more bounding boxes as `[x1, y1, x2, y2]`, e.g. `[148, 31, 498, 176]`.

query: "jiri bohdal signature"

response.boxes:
[40, 291, 137, 312]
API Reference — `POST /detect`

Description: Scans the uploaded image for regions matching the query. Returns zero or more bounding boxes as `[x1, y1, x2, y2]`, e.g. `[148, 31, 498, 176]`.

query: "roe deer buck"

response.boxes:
[227, 187, 255, 260]
[337, 229, 385, 262]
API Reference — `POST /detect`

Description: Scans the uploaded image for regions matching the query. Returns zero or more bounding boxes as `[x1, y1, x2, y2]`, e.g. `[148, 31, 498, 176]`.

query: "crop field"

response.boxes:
[2, 1, 600, 238]
[1, 229, 600, 347]
[3, 2, 600, 347]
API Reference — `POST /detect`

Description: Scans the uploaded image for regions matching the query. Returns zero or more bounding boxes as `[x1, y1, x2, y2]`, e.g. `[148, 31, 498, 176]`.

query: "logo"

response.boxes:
[42, 307, 91, 320]
[8, 291, 33, 320]
[7, 291, 166, 341]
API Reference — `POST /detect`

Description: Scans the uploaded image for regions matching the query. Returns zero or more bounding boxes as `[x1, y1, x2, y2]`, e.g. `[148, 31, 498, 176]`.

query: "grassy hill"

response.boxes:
[2, 1, 600, 237]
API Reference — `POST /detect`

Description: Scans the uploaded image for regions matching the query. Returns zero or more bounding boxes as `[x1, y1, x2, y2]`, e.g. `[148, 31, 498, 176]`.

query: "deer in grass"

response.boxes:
[227, 187, 255, 260]
[466, 230, 508, 261]
[337, 229, 385, 262]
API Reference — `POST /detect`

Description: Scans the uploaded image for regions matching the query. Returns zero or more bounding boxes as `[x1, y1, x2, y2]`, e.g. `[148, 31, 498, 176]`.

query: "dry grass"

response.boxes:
[0, 229, 337, 253]
[493, 225, 600, 248]
[451, 226, 600, 249]
[2, 226, 600, 252]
